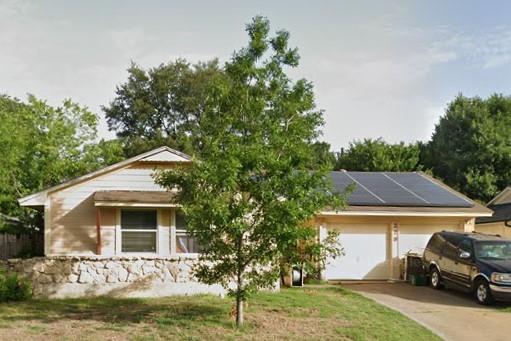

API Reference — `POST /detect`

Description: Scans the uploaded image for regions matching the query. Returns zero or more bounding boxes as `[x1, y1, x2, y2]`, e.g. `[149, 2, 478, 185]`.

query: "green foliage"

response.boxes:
[283, 229, 344, 280]
[311, 141, 337, 169]
[0, 271, 32, 302]
[156, 16, 344, 325]
[336, 138, 422, 172]
[422, 94, 511, 202]
[103, 59, 225, 157]
[0, 95, 125, 232]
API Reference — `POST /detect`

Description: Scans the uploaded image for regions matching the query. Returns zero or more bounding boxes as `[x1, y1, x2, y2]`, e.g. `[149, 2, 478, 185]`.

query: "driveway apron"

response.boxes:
[344, 282, 511, 341]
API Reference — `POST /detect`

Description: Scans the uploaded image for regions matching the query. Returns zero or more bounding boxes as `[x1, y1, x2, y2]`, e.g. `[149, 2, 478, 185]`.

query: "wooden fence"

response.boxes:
[0, 232, 44, 260]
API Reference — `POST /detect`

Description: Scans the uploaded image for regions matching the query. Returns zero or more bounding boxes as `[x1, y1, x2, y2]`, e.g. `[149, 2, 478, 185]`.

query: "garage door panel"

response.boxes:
[399, 224, 459, 258]
[326, 224, 388, 280]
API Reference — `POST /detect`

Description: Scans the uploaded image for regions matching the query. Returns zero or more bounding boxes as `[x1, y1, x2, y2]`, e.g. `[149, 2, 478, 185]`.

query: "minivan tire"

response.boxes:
[430, 267, 443, 290]
[474, 279, 494, 305]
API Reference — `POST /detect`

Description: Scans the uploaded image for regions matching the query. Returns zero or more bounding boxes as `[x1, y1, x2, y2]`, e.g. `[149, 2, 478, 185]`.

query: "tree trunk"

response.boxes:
[236, 294, 244, 327]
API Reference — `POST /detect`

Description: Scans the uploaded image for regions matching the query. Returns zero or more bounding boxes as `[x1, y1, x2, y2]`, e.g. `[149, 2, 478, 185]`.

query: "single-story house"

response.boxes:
[475, 187, 511, 238]
[10, 146, 492, 297]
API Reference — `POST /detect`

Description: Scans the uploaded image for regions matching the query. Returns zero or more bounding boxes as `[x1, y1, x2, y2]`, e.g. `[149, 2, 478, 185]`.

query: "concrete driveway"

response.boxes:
[344, 282, 511, 341]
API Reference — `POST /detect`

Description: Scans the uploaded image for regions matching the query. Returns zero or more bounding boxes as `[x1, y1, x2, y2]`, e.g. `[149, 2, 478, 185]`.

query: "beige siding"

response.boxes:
[49, 163, 173, 255]
[100, 207, 116, 256]
[159, 208, 171, 257]
[492, 189, 511, 205]
[476, 222, 510, 238]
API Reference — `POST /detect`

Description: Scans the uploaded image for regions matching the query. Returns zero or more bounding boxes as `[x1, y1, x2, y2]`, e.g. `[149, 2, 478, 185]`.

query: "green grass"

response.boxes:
[0, 286, 440, 341]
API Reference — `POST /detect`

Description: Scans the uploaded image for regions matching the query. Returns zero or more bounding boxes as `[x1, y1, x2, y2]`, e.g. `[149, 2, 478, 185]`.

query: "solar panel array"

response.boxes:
[330, 171, 473, 208]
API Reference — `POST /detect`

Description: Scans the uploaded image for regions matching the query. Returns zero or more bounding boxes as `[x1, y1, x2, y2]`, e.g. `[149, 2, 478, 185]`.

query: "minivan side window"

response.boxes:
[427, 234, 444, 253]
[442, 234, 460, 259]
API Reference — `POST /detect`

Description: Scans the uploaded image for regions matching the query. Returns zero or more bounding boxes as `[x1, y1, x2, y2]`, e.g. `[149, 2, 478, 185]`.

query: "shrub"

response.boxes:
[0, 271, 32, 302]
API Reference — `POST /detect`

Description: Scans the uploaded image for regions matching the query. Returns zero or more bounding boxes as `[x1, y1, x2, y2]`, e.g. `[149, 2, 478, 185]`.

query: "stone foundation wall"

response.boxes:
[0, 256, 226, 298]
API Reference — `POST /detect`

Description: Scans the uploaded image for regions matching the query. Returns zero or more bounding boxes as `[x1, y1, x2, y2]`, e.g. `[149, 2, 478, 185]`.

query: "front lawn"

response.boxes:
[0, 285, 439, 340]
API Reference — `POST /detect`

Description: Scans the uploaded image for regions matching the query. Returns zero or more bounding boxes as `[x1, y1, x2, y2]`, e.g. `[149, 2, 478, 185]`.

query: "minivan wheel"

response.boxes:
[430, 268, 443, 290]
[474, 279, 494, 305]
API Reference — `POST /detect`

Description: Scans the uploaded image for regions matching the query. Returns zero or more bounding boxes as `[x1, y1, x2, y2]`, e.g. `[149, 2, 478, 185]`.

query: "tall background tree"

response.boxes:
[422, 94, 511, 202]
[103, 59, 225, 156]
[157, 16, 343, 326]
[0, 95, 124, 232]
[336, 138, 422, 172]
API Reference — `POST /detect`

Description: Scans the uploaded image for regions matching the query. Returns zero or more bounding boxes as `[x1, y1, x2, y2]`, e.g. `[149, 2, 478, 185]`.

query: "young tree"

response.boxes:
[103, 59, 225, 156]
[422, 94, 511, 202]
[156, 17, 343, 327]
[336, 138, 422, 172]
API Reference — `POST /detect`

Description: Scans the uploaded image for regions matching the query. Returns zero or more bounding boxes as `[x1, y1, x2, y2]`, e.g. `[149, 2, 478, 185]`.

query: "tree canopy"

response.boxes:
[422, 94, 511, 202]
[156, 16, 343, 326]
[103, 59, 225, 156]
[335, 138, 422, 172]
[0, 95, 124, 231]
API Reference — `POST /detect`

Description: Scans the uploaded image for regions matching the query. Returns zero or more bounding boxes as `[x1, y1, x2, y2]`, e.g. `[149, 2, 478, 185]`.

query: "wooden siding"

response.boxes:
[476, 222, 511, 238]
[49, 163, 173, 255]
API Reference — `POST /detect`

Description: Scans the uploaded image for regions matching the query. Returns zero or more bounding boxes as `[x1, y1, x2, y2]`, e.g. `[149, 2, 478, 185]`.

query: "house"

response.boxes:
[475, 187, 511, 238]
[11, 146, 492, 297]
[319, 171, 492, 281]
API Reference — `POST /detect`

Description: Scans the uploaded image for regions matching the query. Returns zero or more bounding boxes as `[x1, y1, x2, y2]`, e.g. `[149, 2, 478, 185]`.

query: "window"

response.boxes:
[458, 238, 473, 254]
[475, 241, 511, 260]
[175, 210, 200, 253]
[442, 234, 460, 259]
[427, 233, 445, 253]
[121, 210, 157, 253]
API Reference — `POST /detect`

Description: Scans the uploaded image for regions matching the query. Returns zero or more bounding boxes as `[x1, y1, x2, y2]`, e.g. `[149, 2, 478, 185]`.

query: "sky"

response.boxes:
[2, 0, 511, 150]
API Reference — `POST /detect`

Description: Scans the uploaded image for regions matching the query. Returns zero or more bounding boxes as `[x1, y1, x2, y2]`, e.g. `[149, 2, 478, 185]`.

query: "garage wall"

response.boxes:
[476, 222, 510, 238]
[322, 216, 468, 281]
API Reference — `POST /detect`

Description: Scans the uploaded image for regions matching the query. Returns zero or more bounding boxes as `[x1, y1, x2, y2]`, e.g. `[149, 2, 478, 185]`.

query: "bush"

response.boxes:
[0, 271, 32, 302]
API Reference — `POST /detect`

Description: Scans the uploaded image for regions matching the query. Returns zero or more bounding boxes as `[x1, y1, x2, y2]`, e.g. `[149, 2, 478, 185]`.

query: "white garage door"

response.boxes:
[325, 224, 388, 280]
[399, 224, 460, 258]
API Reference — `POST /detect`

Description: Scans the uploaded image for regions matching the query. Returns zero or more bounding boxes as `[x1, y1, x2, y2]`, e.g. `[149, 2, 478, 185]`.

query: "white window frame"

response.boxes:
[171, 208, 200, 257]
[115, 208, 160, 256]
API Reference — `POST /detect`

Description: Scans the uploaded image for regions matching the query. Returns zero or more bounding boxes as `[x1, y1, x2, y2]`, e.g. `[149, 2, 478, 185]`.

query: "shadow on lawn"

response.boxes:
[0, 296, 229, 326]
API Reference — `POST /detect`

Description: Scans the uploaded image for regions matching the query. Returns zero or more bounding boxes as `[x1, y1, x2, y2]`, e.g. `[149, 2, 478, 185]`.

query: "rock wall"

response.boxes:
[0, 256, 226, 298]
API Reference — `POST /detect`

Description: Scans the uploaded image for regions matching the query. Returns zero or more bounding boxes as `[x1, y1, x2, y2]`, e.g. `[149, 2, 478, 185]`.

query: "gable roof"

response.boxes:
[487, 186, 511, 206]
[476, 203, 511, 224]
[19, 146, 191, 207]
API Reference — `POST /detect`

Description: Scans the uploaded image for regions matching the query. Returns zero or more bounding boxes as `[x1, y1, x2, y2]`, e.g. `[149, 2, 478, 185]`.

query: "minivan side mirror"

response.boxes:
[459, 251, 471, 259]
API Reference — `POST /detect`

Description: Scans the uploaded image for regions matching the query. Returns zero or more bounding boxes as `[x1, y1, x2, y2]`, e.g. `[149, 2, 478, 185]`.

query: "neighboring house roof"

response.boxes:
[476, 203, 511, 224]
[19, 146, 191, 207]
[487, 186, 511, 206]
[322, 171, 492, 217]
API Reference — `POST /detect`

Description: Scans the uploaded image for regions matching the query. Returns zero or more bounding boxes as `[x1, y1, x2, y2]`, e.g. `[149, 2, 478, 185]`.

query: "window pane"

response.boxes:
[176, 210, 187, 230]
[176, 234, 200, 253]
[122, 232, 157, 252]
[121, 210, 157, 230]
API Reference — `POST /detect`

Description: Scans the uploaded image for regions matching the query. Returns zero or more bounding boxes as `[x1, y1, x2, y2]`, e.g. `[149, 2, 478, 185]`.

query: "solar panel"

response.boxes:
[349, 172, 427, 206]
[330, 172, 382, 205]
[385, 172, 472, 207]
[330, 171, 473, 208]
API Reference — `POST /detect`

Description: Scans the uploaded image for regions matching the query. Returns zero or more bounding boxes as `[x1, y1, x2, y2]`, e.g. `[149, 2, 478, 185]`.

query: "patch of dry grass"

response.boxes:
[0, 286, 440, 340]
